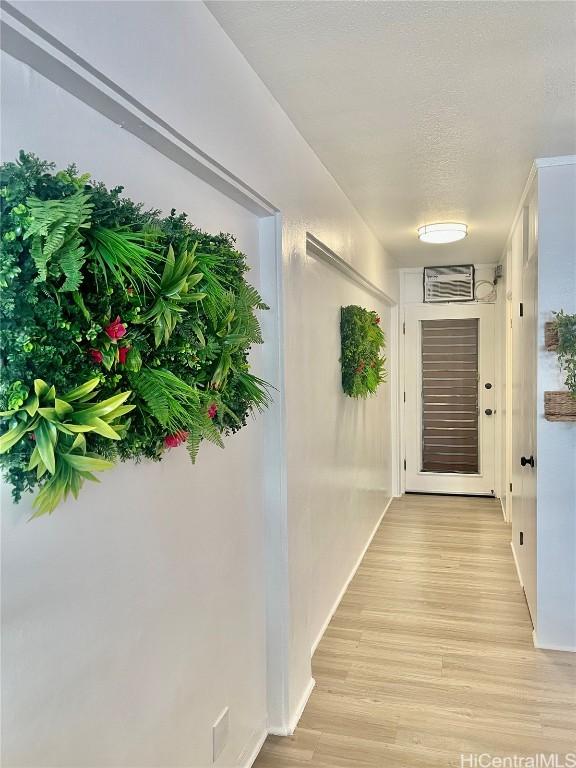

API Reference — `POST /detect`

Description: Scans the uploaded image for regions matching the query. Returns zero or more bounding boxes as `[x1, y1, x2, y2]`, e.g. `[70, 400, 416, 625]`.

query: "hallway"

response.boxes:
[255, 495, 576, 767]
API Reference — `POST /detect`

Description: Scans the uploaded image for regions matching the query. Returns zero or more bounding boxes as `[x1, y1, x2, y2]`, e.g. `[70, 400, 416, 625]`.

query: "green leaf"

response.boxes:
[192, 323, 205, 347]
[80, 416, 122, 440]
[35, 421, 56, 475]
[63, 377, 101, 402]
[87, 227, 161, 292]
[186, 429, 202, 464]
[34, 379, 50, 398]
[125, 347, 142, 372]
[100, 404, 135, 422]
[0, 420, 29, 453]
[37, 407, 59, 422]
[60, 453, 114, 472]
[160, 244, 175, 285]
[54, 399, 74, 419]
[72, 290, 91, 322]
[54, 423, 75, 436]
[22, 393, 39, 417]
[180, 292, 207, 303]
[28, 446, 42, 470]
[73, 391, 132, 420]
[61, 423, 97, 433]
[70, 433, 87, 453]
[100, 347, 116, 371]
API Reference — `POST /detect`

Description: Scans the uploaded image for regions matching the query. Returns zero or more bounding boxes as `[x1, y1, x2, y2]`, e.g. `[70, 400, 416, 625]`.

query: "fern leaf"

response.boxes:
[25, 192, 93, 287]
[130, 368, 202, 432]
[31, 236, 48, 282]
[58, 233, 86, 291]
[186, 428, 202, 464]
[43, 217, 68, 259]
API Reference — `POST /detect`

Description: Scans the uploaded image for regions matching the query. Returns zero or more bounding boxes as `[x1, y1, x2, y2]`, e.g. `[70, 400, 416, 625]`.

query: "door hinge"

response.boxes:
[402, 321, 405, 335]
[519, 302, 524, 317]
[403, 458, 407, 471]
[520, 531, 524, 546]
[403, 391, 406, 403]
[509, 482, 513, 493]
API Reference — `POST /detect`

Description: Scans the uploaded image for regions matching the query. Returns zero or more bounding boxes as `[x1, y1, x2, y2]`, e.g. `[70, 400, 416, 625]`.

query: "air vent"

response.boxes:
[423, 265, 475, 303]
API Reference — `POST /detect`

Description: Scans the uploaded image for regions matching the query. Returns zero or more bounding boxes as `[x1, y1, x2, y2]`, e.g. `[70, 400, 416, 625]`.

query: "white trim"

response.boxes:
[259, 214, 293, 732]
[310, 496, 394, 656]
[532, 630, 576, 653]
[389, 304, 401, 498]
[498, 157, 576, 264]
[306, 232, 394, 305]
[510, 541, 524, 588]
[499, 497, 507, 522]
[239, 722, 269, 768]
[534, 155, 576, 168]
[268, 677, 316, 737]
[0, 3, 278, 217]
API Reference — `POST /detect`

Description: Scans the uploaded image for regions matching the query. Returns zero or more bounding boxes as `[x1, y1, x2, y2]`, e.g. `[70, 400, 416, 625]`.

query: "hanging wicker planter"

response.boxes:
[544, 391, 576, 422]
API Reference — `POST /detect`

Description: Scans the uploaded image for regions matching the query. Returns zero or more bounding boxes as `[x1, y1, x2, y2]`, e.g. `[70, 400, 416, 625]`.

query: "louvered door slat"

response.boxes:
[421, 318, 479, 473]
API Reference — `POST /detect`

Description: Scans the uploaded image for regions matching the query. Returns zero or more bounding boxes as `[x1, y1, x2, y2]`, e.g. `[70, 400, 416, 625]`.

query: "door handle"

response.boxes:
[484, 408, 493, 416]
[520, 455, 535, 468]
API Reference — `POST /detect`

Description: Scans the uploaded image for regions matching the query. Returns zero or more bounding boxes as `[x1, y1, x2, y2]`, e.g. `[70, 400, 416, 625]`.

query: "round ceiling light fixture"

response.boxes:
[418, 222, 468, 244]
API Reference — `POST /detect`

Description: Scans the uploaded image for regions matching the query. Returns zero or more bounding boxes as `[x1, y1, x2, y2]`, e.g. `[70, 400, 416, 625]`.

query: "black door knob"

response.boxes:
[484, 408, 493, 416]
[520, 455, 535, 468]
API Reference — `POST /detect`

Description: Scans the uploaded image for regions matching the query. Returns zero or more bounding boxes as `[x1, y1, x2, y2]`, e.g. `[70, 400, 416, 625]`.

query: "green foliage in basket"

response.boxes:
[554, 310, 576, 397]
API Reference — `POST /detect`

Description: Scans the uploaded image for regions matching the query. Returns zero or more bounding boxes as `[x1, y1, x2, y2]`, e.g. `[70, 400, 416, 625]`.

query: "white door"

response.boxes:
[512, 199, 538, 622]
[405, 303, 496, 495]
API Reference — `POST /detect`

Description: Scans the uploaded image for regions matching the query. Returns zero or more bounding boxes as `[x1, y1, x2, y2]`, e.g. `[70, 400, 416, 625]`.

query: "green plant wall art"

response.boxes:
[0, 152, 272, 516]
[340, 305, 386, 398]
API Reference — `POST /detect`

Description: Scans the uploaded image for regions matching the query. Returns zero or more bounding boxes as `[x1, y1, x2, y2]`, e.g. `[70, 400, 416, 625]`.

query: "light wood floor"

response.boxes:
[254, 494, 576, 767]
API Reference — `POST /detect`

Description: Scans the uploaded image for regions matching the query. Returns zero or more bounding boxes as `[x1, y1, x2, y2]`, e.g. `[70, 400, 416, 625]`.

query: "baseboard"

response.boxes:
[510, 541, 523, 588]
[533, 630, 576, 653]
[268, 677, 316, 737]
[239, 721, 269, 768]
[310, 495, 394, 657]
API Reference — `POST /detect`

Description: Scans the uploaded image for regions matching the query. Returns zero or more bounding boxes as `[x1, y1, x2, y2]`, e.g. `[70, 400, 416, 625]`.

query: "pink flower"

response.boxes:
[89, 348, 103, 364]
[208, 403, 218, 419]
[118, 346, 130, 365]
[164, 430, 189, 449]
[104, 316, 126, 340]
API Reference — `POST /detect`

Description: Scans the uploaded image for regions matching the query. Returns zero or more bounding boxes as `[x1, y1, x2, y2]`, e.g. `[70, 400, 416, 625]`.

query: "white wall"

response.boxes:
[292, 254, 393, 655]
[1, 53, 268, 768]
[501, 159, 576, 651]
[2, 1, 398, 762]
[536, 162, 576, 650]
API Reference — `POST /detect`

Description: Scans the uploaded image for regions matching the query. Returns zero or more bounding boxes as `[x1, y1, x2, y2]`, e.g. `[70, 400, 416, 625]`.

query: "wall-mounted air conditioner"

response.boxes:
[423, 265, 475, 303]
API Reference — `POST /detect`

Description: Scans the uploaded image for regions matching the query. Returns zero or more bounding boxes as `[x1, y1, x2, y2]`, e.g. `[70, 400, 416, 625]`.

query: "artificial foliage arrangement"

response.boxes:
[554, 310, 576, 398]
[0, 151, 271, 516]
[340, 305, 386, 398]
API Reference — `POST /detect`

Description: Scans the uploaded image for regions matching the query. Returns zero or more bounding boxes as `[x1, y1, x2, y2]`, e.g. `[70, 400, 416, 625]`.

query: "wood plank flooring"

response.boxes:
[254, 494, 576, 767]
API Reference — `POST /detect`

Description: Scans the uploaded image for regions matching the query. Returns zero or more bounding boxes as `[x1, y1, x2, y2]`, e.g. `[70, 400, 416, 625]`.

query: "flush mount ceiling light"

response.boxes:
[418, 222, 468, 244]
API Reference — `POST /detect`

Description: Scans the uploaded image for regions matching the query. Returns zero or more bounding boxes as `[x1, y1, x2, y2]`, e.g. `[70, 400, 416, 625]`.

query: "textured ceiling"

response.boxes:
[207, 1, 576, 266]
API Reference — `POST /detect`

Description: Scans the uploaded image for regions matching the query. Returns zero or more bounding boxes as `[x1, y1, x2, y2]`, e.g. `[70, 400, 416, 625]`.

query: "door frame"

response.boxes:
[402, 302, 497, 496]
